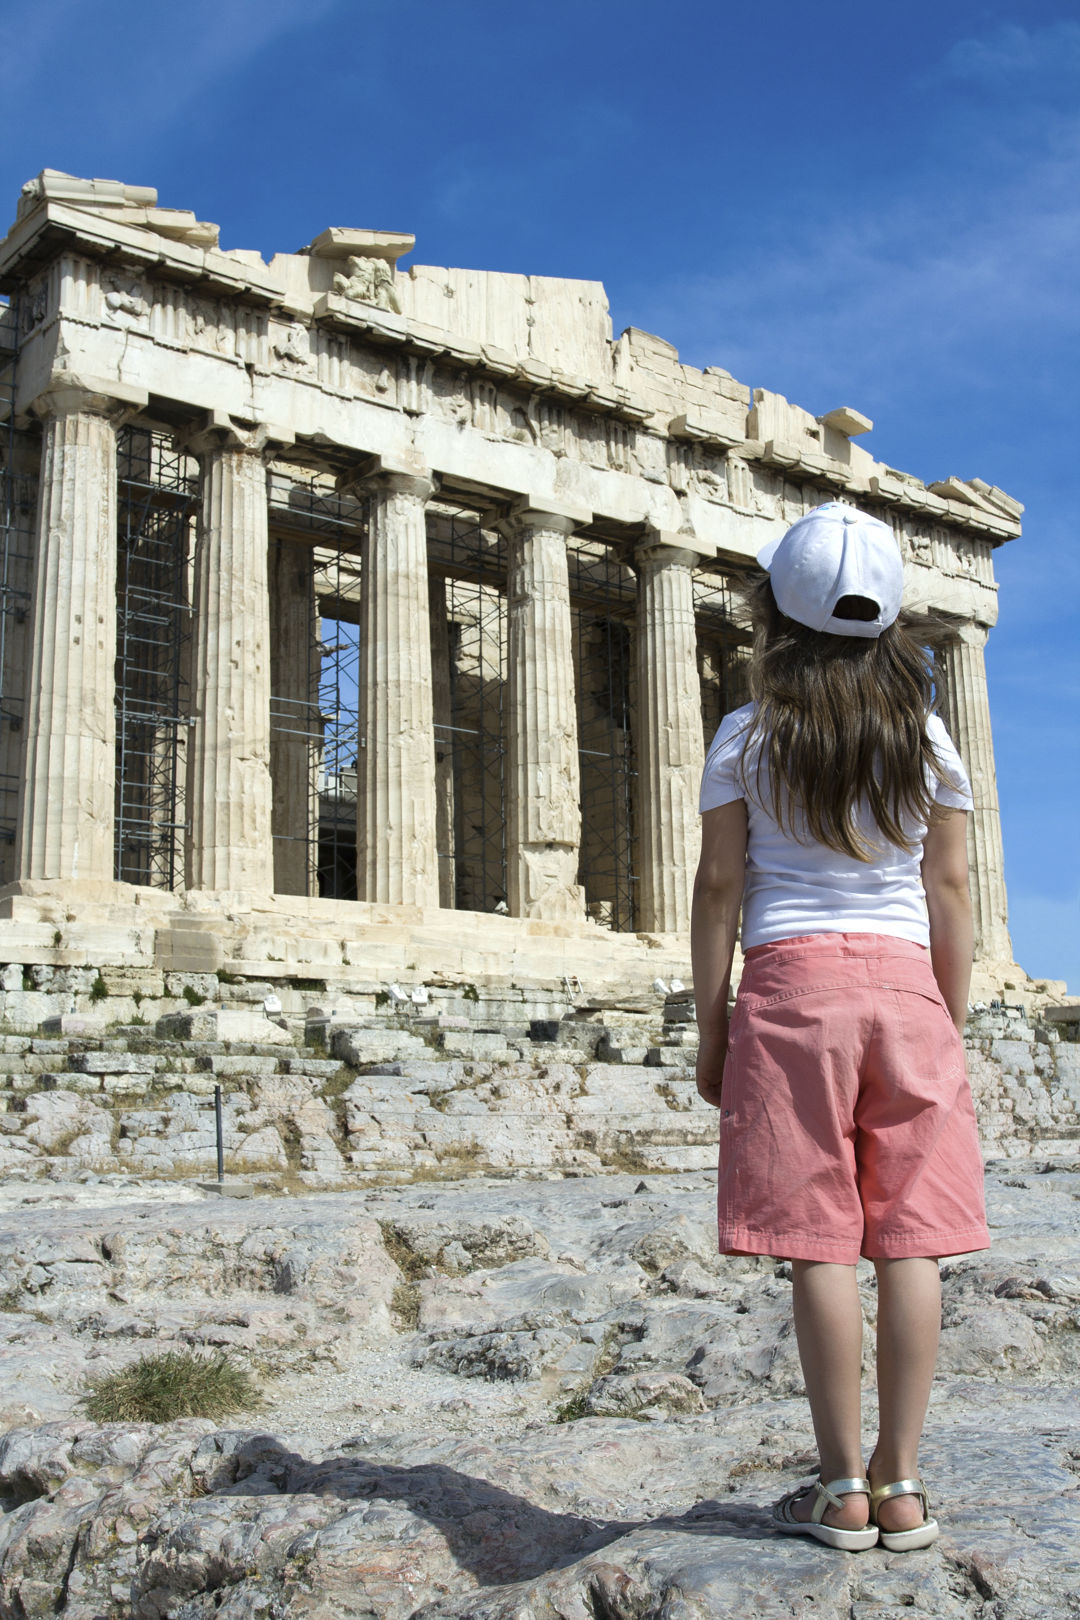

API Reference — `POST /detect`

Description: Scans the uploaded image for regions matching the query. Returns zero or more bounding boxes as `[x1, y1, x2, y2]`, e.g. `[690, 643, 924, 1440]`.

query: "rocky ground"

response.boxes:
[1, 1160, 1078, 1618]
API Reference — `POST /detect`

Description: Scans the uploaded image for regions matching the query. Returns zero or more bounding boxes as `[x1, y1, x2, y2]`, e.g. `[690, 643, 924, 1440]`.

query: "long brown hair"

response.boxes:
[742, 576, 957, 860]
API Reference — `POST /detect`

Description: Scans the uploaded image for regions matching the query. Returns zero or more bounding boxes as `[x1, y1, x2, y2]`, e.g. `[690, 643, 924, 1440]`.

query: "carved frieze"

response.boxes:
[270, 320, 315, 377]
[332, 255, 402, 314]
[102, 269, 150, 328]
[184, 294, 238, 359]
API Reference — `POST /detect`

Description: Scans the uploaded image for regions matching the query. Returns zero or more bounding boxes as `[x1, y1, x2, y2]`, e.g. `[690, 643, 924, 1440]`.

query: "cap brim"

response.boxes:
[756, 536, 782, 570]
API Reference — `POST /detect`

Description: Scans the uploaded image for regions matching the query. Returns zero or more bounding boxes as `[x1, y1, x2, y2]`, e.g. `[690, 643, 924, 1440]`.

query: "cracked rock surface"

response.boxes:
[0, 1162, 1078, 1617]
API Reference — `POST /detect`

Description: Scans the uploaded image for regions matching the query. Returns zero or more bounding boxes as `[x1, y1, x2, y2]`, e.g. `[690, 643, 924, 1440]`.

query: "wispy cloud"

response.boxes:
[927, 20, 1080, 93]
[617, 21, 1080, 449]
[1, 0, 346, 152]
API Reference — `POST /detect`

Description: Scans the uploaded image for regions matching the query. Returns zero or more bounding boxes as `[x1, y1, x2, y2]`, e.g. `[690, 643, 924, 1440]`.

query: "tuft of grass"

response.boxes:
[390, 1281, 421, 1331]
[82, 1350, 261, 1423]
[182, 985, 207, 1006]
[554, 1386, 591, 1423]
[380, 1222, 428, 1280]
[89, 974, 108, 1003]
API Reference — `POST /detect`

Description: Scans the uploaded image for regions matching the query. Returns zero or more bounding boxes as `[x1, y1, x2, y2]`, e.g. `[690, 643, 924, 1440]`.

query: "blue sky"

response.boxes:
[2, 0, 1076, 989]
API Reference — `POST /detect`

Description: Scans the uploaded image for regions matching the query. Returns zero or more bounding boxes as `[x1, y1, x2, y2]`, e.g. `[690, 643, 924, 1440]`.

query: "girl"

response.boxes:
[692, 502, 990, 1554]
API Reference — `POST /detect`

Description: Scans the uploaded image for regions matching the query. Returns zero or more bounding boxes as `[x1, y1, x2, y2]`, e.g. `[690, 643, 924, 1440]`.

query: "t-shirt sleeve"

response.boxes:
[926, 714, 974, 810]
[699, 709, 752, 813]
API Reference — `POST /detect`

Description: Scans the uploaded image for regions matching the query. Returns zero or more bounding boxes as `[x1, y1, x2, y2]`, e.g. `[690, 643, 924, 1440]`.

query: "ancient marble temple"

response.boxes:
[0, 171, 1020, 992]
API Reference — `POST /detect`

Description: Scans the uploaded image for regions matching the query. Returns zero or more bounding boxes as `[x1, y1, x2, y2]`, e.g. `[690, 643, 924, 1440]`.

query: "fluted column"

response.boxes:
[429, 572, 456, 909]
[503, 499, 587, 921]
[186, 422, 277, 893]
[635, 537, 705, 933]
[939, 622, 1012, 961]
[16, 382, 135, 882]
[357, 467, 439, 906]
[270, 537, 317, 896]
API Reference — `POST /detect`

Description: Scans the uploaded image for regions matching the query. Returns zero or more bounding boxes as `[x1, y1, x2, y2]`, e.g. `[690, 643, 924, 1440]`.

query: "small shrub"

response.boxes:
[132, 989, 143, 1006]
[89, 974, 108, 1003]
[216, 969, 242, 985]
[82, 1350, 261, 1423]
[380, 1222, 428, 1280]
[182, 985, 206, 1007]
[390, 1281, 421, 1331]
[554, 1386, 591, 1423]
[52, 929, 63, 948]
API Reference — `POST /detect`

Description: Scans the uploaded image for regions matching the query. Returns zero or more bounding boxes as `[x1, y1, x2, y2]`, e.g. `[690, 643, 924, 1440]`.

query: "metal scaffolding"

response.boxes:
[695, 567, 753, 744]
[428, 505, 508, 913]
[568, 537, 638, 933]
[0, 299, 34, 880]
[267, 465, 365, 900]
[113, 426, 198, 889]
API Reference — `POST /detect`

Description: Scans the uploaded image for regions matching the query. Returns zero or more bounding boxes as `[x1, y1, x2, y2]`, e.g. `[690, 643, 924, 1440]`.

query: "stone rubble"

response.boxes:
[0, 993, 1077, 1186]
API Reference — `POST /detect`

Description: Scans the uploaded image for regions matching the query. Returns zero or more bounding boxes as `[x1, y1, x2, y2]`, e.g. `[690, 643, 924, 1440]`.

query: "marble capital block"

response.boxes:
[187, 439, 274, 893]
[16, 395, 120, 882]
[357, 472, 439, 907]
[635, 545, 704, 933]
[506, 514, 584, 921]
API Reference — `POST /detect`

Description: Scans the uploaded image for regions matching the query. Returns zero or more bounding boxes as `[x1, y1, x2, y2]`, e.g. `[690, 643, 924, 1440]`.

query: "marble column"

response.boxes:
[939, 621, 1012, 961]
[186, 423, 276, 893]
[16, 382, 135, 883]
[270, 537, 317, 896]
[429, 572, 456, 909]
[503, 500, 587, 921]
[635, 537, 705, 933]
[356, 468, 439, 907]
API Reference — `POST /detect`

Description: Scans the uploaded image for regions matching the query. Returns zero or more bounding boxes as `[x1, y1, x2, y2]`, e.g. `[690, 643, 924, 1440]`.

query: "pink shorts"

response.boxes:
[717, 933, 990, 1264]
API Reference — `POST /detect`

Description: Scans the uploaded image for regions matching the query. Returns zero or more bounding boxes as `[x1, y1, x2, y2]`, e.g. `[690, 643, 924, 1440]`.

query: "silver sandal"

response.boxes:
[870, 1478, 939, 1551]
[773, 1475, 879, 1551]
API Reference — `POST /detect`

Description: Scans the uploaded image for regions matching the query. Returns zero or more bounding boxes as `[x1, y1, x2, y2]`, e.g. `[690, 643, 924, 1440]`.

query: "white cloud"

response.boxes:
[929, 20, 1080, 91]
[2, 0, 346, 150]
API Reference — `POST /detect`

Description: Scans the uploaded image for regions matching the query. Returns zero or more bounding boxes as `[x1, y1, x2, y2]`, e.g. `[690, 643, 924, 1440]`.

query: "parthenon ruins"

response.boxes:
[0, 170, 1023, 997]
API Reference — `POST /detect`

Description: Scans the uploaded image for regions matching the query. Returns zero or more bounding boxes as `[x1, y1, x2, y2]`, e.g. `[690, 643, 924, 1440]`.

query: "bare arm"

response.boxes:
[922, 809, 973, 1029]
[691, 800, 748, 1107]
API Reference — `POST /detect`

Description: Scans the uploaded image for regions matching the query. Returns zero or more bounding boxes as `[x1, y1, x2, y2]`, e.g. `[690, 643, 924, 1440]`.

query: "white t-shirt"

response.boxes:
[698, 704, 974, 949]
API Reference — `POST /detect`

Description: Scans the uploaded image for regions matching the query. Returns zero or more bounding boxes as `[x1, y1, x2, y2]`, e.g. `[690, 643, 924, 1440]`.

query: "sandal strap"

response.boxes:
[812, 1476, 871, 1522]
[871, 1478, 929, 1511]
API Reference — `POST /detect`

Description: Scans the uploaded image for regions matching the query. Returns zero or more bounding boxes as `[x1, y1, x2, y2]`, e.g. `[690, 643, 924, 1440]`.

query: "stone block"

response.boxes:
[196, 1055, 282, 1078]
[67, 1052, 164, 1075]
[164, 973, 220, 1000]
[156, 1009, 292, 1045]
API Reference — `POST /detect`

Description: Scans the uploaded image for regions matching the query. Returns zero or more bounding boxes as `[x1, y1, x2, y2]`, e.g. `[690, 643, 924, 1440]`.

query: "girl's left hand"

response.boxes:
[695, 1041, 727, 1109]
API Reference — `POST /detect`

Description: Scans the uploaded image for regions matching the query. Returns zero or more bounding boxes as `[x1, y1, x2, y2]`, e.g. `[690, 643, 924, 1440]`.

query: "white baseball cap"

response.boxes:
[756, 502, 904, 639]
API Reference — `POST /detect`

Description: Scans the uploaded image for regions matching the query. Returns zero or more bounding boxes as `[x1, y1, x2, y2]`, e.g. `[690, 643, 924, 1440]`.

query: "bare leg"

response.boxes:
[868, 1257, 941, 1533]
[788, 1260, 868, 1529]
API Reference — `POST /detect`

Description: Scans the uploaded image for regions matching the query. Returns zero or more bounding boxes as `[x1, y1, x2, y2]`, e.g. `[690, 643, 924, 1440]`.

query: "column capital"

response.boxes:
[635, 533, 701, 571]
[183, 410, 292, 460]
[28, 371, 148, 425]
[954, 618, 991, 650]
[501, 494, 591, 537]
[338, 455, 434, 503]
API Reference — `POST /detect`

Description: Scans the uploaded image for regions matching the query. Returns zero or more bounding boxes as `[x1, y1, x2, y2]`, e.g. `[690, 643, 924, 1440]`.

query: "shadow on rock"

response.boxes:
[199, 1431, 773, 1586]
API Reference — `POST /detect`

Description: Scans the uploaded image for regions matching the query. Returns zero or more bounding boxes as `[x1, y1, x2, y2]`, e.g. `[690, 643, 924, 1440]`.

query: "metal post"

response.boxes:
[214, 1084, 224, 1183]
